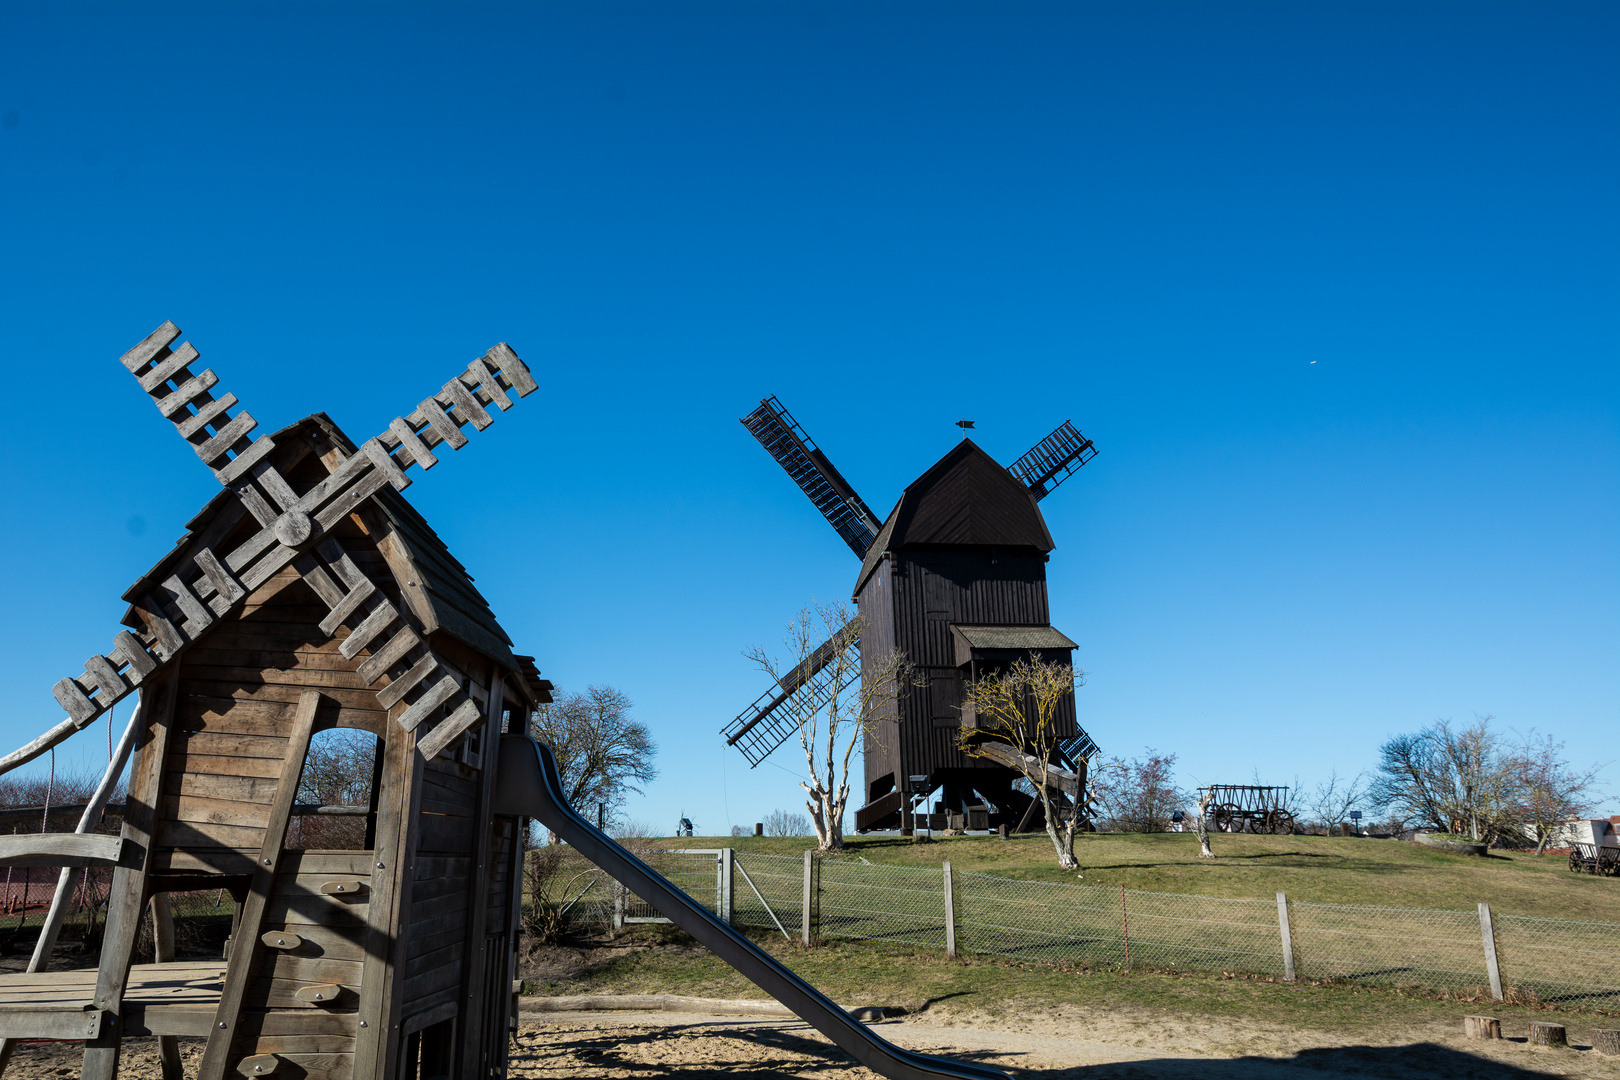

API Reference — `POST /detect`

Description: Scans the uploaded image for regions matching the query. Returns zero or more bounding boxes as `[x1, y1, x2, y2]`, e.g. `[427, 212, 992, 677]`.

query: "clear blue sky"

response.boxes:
[1, 2, 1614, 833]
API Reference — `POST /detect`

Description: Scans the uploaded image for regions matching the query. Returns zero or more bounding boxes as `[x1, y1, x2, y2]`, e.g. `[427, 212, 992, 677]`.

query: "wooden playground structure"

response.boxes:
[0, 322, 1006, 1080]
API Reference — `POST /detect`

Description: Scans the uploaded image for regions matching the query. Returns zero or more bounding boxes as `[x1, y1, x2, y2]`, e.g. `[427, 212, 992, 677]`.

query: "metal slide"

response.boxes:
[494, 735, 1009, 1080]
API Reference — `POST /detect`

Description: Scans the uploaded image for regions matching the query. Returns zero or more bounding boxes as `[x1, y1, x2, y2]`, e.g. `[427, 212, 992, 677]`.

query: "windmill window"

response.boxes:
[286, 728, 383, 850]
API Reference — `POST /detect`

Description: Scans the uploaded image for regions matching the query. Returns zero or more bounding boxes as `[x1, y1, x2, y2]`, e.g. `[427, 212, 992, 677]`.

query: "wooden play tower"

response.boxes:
[0, 322, 546, 1079]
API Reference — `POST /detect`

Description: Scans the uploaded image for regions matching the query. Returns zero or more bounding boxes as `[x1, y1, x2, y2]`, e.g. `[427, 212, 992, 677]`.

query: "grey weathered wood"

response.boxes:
[314, 468, 390, 534]
[339, 601, 399, 661]
[196, 689, 320, 1080]
[397, 674, 460, 733]
[802, 850, 815, 947]
[441, 376, 491, 432]
[53, 676, 98, 724]
[375, 654, 439, 711]
[1478, 902, 1503, 1001]
[150, 894, 183, 1080]
[0, 1006, 108, 1040]
[1277, 892, 1296, 981]
[417, 397, 467, 450]
[416, 700, 481, 761]
[139, 341, 201, 393]
[0, 834, 128, 867]
[1464, 1015, 1501, 1040]
[215, 436, 277, 486]
[84, 654, 132, 702]
[388, 417, 436, 470]
[356, 627, 420, 687]
[487, 343, 538, 396]
[1594, 1029, 1620, 1056]
[111, 632, 157, 684]
[465, 358, 512, 412]
[261, 931, 303, 950]
[318, 579, 378, 638]
[361, 438, 411, 492]
[81, 672, 178, 1080]
[174, 387, 234, 431]
[236, 1054, 278, 1076]
[136, 594, 186, 658]
[455, 665, 502, 1080]
[159, 574, 213, 635]
[195, 547, 246, 606]
[193, 411, 258, 466]
[121, 321, 182, 373]
[943, 861, 956, 958]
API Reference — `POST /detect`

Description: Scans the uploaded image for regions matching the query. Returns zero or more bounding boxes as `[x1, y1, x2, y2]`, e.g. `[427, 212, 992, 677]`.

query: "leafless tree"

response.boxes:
[1513, 731, 1607, 854]
[747, 602, 914, 853]
[1195, 789, 1215, 857]
[1371, 716, 1522, 844]
[1306, 769, 1368, 833]
[763, 809, 813, 836]
[1092, 751, 1186, 835]
[529, 685, 657, 841]
[959, 657, 1086, 871]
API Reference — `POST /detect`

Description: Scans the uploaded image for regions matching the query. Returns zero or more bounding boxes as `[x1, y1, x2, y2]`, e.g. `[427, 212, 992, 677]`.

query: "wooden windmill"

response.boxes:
[723, 397, 1103, 833]
[0, 321, 548, 1080]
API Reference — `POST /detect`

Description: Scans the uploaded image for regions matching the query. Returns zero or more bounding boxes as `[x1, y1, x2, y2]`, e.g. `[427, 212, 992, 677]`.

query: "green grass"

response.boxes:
[533, 926, 1620, 1038]
[668, 832, 1620, 921]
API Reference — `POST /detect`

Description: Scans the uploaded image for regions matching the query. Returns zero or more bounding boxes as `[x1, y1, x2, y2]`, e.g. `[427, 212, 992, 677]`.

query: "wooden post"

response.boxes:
[1119, 885, 1130, 968]
[942, 861, 956, 958]
[150, 894, 182, 1080]
[1464, 1016, 1501, 1040]
[719, 849, 734, 926]
[1478, 902, 1504, 1001]
[196, 689, 321, 1080]
[801, 850, 815, 947]
[81, 671, 177, 1080]
[1276, 892, 1296, 982]
[457, 667, 504, 1080]
[1593, 1029, 1620, 1056]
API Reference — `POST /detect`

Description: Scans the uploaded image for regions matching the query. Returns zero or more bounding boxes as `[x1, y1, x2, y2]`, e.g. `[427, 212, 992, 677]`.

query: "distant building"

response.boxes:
[1528, 818, 1619, 848]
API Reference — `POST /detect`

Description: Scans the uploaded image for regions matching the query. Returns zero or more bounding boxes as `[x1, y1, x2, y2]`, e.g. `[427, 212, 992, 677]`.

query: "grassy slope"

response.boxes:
[667, 832, 1620, 922]
[534, 929, 1620, 1037]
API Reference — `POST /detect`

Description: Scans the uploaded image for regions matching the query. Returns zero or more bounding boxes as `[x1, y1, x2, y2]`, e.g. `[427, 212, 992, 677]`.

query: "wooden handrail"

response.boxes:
[0, 834, 129, 868]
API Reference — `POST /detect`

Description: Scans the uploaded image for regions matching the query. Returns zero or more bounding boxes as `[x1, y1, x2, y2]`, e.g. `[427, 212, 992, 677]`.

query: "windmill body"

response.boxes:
[852, 439, 1080, 832]
[729, 399, 1101, 835]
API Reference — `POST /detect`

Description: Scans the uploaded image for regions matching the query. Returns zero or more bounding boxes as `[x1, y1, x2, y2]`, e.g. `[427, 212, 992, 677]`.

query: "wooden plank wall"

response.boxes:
[160, 564, 392, 876]
[855, 555, 901, 802]
[400, 753, 478, 1021]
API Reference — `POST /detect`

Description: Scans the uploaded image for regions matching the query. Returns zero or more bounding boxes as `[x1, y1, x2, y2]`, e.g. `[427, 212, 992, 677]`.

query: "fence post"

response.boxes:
[1479, 902, 1504, 1001]
[801, 850, 816, 947]
[612, 881, 624, 933]
[1276, 892, 1296, 982]
[943, 861, 956, 958]
[719, 849, 734, 926]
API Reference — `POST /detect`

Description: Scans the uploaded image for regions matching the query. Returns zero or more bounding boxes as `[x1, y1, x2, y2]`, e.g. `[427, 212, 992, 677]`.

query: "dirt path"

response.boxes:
[511, 1006, 1620, 1079]
[5, 1006, 1616, 1078]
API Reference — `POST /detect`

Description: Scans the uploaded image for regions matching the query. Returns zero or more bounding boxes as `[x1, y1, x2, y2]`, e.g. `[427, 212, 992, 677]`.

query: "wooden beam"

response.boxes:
[0, 834, 128, 868]
[196, 689, 321, 1080]
[456, 664, 504, 1080]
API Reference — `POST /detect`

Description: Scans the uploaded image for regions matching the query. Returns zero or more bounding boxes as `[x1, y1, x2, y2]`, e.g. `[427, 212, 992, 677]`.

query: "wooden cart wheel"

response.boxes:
[1569, 851, 1581, 873]
[1213, 804, 1242, 832]
[1267, 811, 1295, 835]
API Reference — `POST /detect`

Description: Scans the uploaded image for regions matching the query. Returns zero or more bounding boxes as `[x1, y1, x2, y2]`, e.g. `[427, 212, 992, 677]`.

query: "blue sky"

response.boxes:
[1, 1, 1614, 833]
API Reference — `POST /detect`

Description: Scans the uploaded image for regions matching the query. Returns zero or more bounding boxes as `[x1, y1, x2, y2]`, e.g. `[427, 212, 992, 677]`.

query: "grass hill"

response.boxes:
[668, 831, 1620, 922]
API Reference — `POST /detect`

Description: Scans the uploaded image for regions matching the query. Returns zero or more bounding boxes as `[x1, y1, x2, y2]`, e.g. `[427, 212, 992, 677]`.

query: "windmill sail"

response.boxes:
[722, 626, 860, 767]
[741, 396, 881, 558]
[1007, 420, 1097, 501]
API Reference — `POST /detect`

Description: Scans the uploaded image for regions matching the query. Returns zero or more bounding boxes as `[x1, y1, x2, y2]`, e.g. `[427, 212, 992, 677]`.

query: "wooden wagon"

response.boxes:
[1568, 842, 1620, 876]
[1204, 785, 1295, 834]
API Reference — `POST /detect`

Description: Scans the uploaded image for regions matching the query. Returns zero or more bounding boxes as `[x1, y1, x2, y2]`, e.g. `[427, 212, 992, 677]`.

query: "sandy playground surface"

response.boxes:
[9, 1002, 1619, 1079]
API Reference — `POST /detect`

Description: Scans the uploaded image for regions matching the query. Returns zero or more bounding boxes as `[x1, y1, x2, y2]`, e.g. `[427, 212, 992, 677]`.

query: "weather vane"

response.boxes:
[955, 419, 975, 432]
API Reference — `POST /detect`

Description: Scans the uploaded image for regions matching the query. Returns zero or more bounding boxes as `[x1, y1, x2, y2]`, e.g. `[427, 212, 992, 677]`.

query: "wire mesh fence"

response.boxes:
[524, 845, 1620, 1005]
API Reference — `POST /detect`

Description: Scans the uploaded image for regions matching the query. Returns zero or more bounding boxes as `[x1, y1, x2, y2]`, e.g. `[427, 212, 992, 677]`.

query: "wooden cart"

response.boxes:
[1205, 785, 1295, 835]
[1568, 842, 1620, 876]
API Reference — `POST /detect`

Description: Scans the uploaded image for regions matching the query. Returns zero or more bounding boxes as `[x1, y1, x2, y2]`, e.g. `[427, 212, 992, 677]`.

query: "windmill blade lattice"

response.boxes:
[722, 625, 860, 767]
[52, 321, 538, 758]
[1007, 420, 1097, 501]
[741, 396, 880, 558]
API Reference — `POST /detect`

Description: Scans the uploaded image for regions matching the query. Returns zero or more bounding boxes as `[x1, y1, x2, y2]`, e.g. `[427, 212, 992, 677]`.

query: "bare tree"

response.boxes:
[1306, 769, 1368, 833]
[1370, 716, 1522, 844]
[529, 685, 657, 840]
[1195, 789, 1215, 857]
[763, 809, 813, 837]
[1092, 751, 1186, 834]
[747, 602, 914, 852]
[959, 657, 1086, 871]
[1513, 731, 1607, 854]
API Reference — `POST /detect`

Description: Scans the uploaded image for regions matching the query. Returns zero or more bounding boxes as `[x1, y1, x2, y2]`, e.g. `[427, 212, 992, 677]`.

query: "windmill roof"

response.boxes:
[119, 413, 527, 684]
[853, 439, 1053, 596]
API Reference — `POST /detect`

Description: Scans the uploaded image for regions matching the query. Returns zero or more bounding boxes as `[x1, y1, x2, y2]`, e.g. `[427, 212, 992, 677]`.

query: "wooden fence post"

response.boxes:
[1479, 902, 1504, 1001]
[719, 849, 734, 926]
[1276, 892, 1296, 982]
[801, 850, 816, 947]
[943, 861, 956, 958]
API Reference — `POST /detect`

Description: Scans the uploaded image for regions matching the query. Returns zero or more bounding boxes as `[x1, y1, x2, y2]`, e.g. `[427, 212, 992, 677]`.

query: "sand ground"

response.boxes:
[5, 1004, 1619, 1078]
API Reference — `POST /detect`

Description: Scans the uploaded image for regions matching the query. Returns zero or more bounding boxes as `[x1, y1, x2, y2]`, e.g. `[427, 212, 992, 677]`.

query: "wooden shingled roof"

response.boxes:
[854, 439, 1054, 594]
[119, 413, 526, 681]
